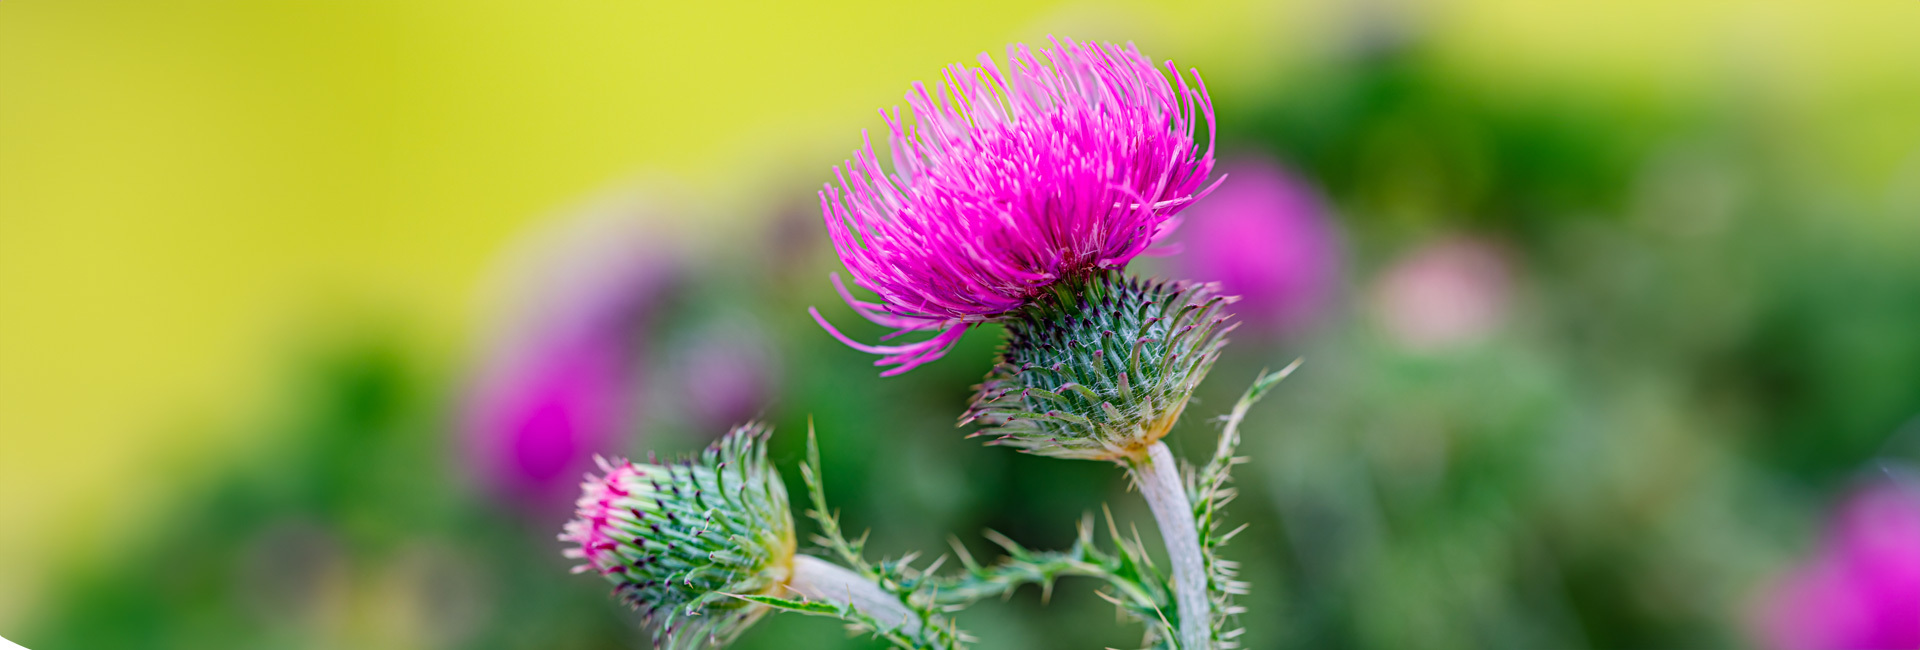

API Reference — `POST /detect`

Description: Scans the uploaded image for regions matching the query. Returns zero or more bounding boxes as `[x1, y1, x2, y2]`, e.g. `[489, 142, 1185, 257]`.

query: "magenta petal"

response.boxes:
[815, 37, 1216, 374]
[1755, 483, 1920, 650]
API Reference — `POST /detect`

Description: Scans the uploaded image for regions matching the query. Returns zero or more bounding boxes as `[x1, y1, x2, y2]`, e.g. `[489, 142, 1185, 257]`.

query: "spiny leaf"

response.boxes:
[1191, 362, 1299, 648]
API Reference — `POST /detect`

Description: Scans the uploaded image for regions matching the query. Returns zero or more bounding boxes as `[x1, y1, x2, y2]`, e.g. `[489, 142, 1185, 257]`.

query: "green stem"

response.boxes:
[787, 554, 921, 635]
[1133, 441, 1209, 649]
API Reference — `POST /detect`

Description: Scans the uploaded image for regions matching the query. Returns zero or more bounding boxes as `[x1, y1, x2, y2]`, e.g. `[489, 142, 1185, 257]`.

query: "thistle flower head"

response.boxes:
[961, 271, 1235, 461]
[559, 423, 795, 648]
[812, 37, 1217, 375]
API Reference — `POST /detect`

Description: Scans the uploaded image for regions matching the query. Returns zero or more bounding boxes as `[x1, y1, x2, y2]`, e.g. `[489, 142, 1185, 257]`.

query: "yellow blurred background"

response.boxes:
[5, 0, 1920, 636]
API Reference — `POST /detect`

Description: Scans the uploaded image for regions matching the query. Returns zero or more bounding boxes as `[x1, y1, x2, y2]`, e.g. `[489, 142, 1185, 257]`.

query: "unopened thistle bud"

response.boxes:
[559, 423, 795, 648]
[962, 270, 1236, 462]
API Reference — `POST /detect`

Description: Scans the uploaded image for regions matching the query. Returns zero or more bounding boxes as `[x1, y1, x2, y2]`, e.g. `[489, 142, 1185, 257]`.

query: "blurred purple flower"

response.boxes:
[812, 37, 1216, 375]
[1756, 483, 1920, 650]
[1169, 155, 1340, 336]
[1373, 236, 1512, 351]
[463, 212, 673, 511]
[467, 339, 637, 509]
[679, 329, 776, 432]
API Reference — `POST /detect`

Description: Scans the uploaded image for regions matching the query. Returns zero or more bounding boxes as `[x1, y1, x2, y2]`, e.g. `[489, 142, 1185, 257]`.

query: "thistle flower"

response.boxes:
[464, 208, 673, 510]
[560, 424, 795, 648]
[961, 270, 1235, 462]
[469, 340, 641, 508]
[812, 37, 1217, 375]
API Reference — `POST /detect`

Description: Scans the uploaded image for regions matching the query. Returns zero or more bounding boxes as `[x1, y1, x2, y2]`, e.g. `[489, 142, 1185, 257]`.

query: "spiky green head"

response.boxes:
[559, 423, 795, 649]
[963, 271, 1236, 462]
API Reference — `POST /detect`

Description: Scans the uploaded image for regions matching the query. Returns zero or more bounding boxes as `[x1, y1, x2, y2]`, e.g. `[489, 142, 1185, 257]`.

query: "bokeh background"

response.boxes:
[5, 1, 1920, 648]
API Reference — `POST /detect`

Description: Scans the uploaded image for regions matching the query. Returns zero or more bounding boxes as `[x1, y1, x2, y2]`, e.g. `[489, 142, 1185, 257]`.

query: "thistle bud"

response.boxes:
[963, 271, 1236, 462]
[559, 423, 794, 648]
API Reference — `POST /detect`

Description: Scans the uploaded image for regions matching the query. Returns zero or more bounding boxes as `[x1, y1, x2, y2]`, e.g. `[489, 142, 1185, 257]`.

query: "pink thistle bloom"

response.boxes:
[559, 456, 675, 577]
[558, 425, 794, 644]
[463, 211, 674, 511]
[1754, 482, 1920, 650]
[1169, 155, 1341, 336]
[812, 37, 1217, 375]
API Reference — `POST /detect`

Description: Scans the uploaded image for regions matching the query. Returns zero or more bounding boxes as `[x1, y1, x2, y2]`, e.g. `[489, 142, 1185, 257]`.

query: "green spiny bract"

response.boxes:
[962, 271, 1236, 462]
[560, 423, 796, 649]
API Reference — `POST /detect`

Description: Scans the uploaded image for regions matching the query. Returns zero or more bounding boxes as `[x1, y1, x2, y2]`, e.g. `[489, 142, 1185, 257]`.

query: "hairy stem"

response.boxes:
[1133, 441, 1208, 649]
[787, 554, 921, 635]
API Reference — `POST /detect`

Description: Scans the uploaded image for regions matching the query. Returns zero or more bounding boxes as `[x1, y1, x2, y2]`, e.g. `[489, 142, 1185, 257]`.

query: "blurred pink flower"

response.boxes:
[467, 338, 639, 509]
[813, 37, 1216, 375]
[1756, 483, 1920, 650]
[1170, 155, 1340, 336]
[463, 211, 673, 511]
[1373, 237, 1512, 351]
